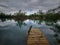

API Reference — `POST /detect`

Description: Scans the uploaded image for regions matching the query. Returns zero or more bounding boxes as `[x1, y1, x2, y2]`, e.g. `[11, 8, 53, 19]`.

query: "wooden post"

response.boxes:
[28, 26, 32, 35]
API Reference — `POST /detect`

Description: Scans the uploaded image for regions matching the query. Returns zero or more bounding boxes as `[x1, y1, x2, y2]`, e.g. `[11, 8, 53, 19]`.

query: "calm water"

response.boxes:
[0, 19, 60, 45]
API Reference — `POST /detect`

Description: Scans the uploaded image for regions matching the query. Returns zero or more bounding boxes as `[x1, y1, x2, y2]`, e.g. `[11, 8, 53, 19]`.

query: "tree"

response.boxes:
[37, 10, 43, 15]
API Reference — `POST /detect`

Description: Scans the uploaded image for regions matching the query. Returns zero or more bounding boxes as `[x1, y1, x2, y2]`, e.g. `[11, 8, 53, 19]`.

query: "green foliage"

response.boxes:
[0, 9, 60, 21]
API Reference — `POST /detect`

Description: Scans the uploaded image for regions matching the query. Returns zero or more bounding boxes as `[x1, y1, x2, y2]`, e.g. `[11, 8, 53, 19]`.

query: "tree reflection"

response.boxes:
[38, 18, 43, 24]
[0, 18, 6, 22]
[17, 20, 27, 29]
[55, 25, 60, 33]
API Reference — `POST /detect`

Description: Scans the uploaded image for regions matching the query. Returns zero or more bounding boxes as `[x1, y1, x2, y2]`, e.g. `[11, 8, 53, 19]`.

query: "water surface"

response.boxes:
[0, 19, 60, 45]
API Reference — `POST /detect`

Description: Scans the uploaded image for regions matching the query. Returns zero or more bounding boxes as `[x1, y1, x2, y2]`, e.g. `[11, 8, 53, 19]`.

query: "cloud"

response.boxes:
[0, 0, 60, 14]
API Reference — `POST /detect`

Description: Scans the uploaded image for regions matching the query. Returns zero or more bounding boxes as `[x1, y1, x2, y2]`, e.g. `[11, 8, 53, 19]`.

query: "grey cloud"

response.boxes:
[0, 4, 8, 8]
[0, 0, 60, 14]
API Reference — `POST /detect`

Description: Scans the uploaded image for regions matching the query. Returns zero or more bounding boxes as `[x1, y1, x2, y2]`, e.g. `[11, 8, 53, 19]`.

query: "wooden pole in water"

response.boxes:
[28, 26, 32, 35]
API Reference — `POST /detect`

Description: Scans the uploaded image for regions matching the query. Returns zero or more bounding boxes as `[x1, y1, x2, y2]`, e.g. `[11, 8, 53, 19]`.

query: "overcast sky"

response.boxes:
[0, 0, 60, 15]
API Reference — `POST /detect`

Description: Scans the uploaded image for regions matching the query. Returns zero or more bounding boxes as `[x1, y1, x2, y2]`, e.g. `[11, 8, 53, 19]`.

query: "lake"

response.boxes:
[0, 19, 60, 45]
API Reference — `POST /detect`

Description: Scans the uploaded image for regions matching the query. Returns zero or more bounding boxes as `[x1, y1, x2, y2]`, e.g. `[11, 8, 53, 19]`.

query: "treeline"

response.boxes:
[0, 9, 60, 21]
[0, 13, 13, 18]
[45, 13, 60, 22]
[28, 12, 60, 20]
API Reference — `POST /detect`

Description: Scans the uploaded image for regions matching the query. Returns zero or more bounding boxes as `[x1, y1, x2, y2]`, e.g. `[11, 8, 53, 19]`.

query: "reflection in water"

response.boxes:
[0, 18, 6, 22]
[0, 19, 30, 45]
[44, 20, 60, 44]
[0, 18, 60, 45]
[17, 20, 23, 29]
[17, 20, 27, 29]
[53, 25, 60, 44]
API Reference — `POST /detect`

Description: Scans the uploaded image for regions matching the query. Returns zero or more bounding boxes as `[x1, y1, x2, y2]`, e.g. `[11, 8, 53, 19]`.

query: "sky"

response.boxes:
[0, 0, 60, 15]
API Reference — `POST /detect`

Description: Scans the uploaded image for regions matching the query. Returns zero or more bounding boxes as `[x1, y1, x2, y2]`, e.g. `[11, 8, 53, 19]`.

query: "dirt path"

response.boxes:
[27, 28, 50, 45]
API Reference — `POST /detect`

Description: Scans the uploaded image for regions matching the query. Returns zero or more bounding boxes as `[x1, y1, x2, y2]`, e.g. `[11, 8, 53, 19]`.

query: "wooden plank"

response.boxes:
[27, 28, 50, 45]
